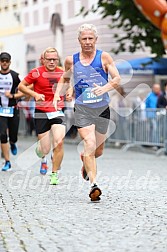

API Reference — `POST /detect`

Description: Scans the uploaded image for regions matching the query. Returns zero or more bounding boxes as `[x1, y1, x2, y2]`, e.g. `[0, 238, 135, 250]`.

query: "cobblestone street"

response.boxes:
[0, 136, 167, 252]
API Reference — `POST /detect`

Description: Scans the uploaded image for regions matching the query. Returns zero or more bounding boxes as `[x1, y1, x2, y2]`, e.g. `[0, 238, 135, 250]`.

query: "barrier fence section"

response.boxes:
[108, 108, 167, 154]
[19, 106, 167, 154]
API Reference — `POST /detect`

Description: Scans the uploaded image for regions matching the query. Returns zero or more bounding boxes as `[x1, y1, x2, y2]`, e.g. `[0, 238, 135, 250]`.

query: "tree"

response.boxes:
[80, 0, 165, 58]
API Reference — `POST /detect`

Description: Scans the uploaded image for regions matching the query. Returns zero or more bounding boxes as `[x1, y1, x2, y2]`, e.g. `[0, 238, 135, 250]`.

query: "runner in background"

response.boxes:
[0, 52, 24, 171]
[18, 47, 71, 185]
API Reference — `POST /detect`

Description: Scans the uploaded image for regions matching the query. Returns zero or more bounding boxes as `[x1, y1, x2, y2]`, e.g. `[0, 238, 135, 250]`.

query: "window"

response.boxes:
[27, 61, 36, 73]
[4, 0, 9, 10]
[21, 1, 28, 6]
[33, 10, 39, 26]
[13, 0, 18, 7]
[43, 7, 49, 23]
[68, 0, 74, 18]
[13, 4, 17, 9]
[24, 12, 29, 27]
[4, 6, 9, 11]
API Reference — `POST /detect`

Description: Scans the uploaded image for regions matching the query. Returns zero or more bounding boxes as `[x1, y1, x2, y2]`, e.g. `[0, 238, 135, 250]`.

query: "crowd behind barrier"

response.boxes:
[18, 104, 167, 154]
[108, 107, 167, 154]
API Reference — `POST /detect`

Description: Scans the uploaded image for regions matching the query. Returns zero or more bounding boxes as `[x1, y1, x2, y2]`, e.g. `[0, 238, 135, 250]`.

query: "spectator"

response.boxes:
[157, 82, 167, 147]
[145, 83, 161, 143]
[145, 83, 161, 110]
[157, 82, 167, 109]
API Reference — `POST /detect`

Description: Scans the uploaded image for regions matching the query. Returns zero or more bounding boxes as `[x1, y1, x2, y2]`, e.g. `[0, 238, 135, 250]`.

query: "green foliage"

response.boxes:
[80, 0, 165, 57]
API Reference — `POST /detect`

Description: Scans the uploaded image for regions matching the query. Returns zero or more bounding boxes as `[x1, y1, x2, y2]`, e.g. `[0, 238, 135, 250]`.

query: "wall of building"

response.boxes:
[0, 0, 154, 87]
[0, 0, 26, 76]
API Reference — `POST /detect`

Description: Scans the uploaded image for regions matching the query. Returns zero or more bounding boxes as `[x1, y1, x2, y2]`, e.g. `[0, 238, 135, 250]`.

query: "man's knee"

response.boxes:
[54, 140, 64, 150]
[84, 138, 96, 154]
[40, 144, 50, 155]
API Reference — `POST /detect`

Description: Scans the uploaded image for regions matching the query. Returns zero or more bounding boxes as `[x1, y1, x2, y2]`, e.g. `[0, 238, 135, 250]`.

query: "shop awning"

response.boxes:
[116, 57, 167, 75]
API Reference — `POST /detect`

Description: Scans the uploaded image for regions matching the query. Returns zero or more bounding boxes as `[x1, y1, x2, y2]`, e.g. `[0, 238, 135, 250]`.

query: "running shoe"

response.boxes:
[80, 154, 89, 181]
[50, 172, 59, 185]
[10, 143, 17, 155]
[2, 161, 11, 171]
[89, 184, 102, 201]
[40, 161, 48, 175]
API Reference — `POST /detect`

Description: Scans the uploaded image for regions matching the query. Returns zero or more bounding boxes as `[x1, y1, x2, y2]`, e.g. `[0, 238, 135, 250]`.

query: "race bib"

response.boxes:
[82, 87, 103, 104]
[46, 110, 65, 120]
[0, 107, 14, 117]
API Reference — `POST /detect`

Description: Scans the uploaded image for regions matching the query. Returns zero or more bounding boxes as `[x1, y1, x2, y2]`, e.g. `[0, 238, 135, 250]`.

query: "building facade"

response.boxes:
[0, 0, 158, 88]
[0, 0, 26, 76]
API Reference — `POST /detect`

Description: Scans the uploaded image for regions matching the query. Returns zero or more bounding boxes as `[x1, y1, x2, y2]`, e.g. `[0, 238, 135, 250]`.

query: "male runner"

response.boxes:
[54, 24, 121, 200]
[18, 47, 68, 185]
[0, 52, 23, 171]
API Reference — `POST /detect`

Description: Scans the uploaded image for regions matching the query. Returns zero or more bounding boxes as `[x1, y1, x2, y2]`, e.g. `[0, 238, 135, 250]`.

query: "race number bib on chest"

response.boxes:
[0, 107, 14, 117]
[82, 87, 103, 104]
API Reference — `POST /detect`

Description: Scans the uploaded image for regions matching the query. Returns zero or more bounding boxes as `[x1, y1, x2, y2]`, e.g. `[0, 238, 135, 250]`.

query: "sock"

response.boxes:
[91, 182, 97, 187]
[42, 156, 47, 163]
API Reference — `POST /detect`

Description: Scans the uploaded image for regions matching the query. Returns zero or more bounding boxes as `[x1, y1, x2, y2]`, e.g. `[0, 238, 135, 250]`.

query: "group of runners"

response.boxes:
[0, 24, 120, 201]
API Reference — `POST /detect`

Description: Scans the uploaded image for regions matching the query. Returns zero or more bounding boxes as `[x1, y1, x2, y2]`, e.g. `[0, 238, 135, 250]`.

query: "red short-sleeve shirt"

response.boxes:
[24, 66, 64, 112]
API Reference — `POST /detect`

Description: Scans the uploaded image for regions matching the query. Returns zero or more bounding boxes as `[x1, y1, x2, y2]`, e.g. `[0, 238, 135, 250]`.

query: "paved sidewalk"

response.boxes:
[0, 136, 167, 252]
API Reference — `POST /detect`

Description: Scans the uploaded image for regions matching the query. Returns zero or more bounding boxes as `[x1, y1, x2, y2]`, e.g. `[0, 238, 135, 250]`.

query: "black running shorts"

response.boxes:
[0, 108, 20, 143]
[74, 104, 110, 134]
[34, 109, 66, 135]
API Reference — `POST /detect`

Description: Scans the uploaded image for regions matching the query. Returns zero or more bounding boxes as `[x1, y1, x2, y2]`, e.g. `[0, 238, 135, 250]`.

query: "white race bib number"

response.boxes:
[46, 110, 65, 120]
[0, 107, 14, 117]
[82, 87, 103, 104]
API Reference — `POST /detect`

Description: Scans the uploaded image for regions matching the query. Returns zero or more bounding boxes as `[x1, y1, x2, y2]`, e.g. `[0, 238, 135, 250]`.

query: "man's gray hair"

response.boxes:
[77, 24, 98, 38]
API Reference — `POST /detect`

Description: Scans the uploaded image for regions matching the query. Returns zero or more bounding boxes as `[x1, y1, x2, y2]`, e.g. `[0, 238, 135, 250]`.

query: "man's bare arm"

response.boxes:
[92, 52, 121, 96]
[18, 80, 45, 101]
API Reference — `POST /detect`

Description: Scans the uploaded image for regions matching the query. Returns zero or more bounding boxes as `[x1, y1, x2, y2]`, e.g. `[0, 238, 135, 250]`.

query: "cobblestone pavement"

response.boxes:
[0, 136, 167, 252]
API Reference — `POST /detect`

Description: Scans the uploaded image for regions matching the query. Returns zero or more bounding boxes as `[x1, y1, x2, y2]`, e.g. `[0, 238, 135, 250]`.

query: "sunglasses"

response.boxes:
[0, 59, 10, 63]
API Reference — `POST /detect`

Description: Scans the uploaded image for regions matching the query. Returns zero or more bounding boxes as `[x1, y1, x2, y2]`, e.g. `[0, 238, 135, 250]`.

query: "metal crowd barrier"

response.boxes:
[18, 105, 167, 155]
[108, 108, 167, 154]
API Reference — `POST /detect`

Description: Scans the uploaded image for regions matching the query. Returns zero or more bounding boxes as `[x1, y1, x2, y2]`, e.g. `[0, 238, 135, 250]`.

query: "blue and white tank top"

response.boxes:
[0, 72, 13, 107]
[73, 49, 110, 108]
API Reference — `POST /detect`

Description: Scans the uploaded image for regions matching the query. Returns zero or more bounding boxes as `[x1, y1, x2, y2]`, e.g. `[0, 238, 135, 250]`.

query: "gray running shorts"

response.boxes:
[74, 104, 110, 134]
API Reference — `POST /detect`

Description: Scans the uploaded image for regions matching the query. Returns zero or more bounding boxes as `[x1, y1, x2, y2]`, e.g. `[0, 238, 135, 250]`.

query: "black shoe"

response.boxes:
[89, 184, 102, 201]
